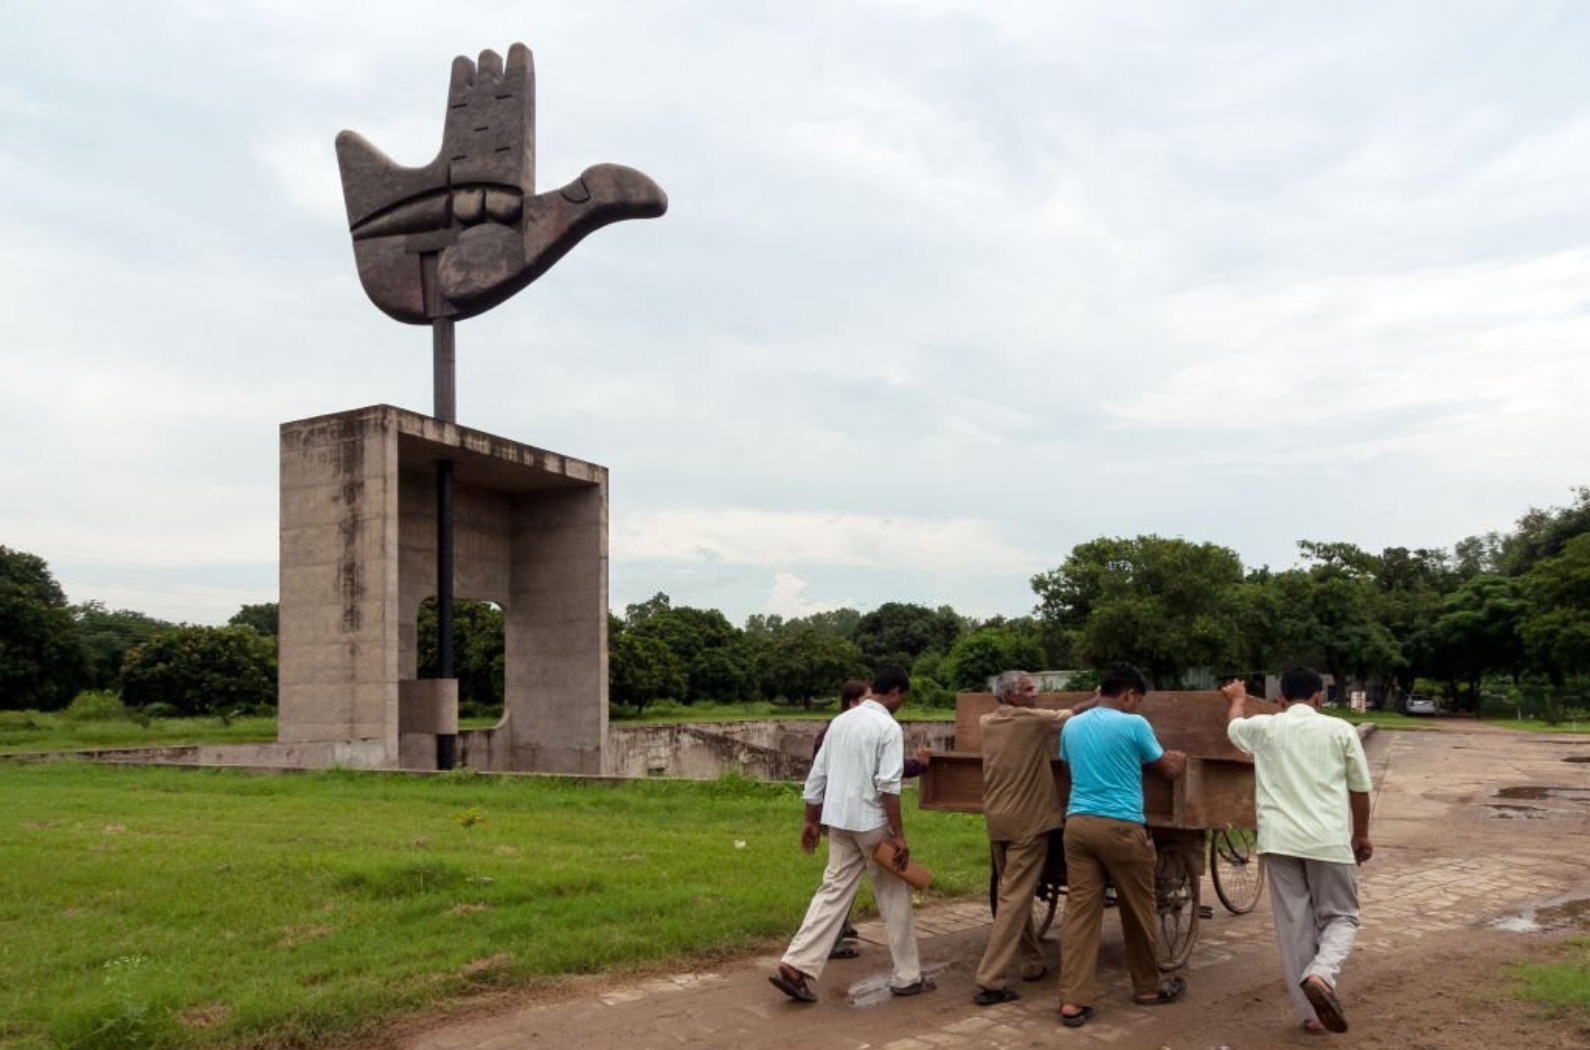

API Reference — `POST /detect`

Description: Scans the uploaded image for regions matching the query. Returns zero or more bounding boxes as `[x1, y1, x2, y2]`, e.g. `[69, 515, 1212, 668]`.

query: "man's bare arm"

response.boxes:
[881, 793, 909, 870]
[1222, 680, 1248, 723]
[1349, 790, 1373, 864]
[1146, 749, 1187, 781]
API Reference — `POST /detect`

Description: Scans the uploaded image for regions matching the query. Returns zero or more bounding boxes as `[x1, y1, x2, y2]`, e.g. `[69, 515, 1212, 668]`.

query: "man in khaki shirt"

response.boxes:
[971, 670, 1075, 1005]
[1226, 667, 1373, 1036]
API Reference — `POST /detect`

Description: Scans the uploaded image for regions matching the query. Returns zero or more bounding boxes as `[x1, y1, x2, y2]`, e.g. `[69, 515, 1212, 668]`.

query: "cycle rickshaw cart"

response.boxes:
[919, 690, 1274, 970]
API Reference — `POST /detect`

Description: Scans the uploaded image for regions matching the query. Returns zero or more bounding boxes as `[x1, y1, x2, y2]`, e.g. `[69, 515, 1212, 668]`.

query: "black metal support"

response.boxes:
[434, 318, 458, 771]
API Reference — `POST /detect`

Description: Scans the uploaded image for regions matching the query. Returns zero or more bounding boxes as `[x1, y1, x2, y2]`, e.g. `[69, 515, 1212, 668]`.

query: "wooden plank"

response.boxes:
[952, 690, 1279, 761]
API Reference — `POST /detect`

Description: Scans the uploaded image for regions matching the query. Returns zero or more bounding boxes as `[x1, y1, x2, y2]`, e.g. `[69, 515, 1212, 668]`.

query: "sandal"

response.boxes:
[1133, 976, 1187, 1005]
[1300, 976, 1347, 1033]
[888, 977, 936, 997]
[827, 943, 859, 960]
[769, 965, 816, 1003]
[1060, 1005, 1095, 1028]
[973, 987, 1019, 1006]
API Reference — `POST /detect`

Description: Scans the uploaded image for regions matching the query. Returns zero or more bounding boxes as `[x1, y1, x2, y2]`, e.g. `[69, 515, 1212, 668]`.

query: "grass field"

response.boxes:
[0, 762, 989, 1050]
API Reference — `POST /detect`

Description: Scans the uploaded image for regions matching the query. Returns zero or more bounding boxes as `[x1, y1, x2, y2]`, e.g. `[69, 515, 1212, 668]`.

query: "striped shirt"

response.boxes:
[803, 698, 903, 833]
[1227, 704, 1372, 864]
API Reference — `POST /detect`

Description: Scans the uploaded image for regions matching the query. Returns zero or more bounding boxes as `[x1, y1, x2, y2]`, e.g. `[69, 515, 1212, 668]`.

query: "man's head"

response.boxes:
[870, 665, 911, 712]
[993, 670, 1037, 707]
[838, 678, 871, 710]
[1098, 663, 1150, 709]
[1280, 666, 1325, 705]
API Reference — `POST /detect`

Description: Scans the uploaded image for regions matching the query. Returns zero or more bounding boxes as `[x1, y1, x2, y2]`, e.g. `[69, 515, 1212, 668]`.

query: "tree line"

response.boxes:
[4, 486, 1588, 718]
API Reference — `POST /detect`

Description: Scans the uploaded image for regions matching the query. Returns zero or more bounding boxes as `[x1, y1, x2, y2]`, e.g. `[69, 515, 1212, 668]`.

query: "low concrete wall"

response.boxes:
[5, 720, 958, 781]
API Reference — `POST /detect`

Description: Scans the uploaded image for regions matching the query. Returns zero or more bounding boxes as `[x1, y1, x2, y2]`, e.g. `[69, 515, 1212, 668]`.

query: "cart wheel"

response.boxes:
[989, 853, 1062, 941]
[1154, 842, 1199, 971]
[1030, 878, 1060, 940]
[1209, 828, 1265, 915]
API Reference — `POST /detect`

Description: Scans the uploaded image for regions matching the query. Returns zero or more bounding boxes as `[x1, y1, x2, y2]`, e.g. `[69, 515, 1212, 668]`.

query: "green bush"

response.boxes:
[63, 689, 128, 722]
[120, 625, 277, 716]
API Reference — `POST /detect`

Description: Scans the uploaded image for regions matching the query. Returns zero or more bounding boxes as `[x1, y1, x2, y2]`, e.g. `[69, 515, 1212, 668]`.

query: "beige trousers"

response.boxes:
[781, 824, 922, 987]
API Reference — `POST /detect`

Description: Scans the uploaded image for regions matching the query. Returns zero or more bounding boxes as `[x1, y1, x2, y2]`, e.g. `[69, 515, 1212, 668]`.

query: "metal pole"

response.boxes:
[434, 318, 457, 771]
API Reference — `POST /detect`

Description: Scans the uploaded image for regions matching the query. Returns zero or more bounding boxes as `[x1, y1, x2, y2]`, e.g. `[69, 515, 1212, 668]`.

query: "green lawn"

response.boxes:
[0, 711, 278, 754]
[0, 762, 989, 1050]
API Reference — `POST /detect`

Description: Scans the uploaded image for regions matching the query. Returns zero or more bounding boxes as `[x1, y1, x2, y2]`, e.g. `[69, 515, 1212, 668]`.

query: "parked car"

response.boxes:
[1404, 695, 1438, 716]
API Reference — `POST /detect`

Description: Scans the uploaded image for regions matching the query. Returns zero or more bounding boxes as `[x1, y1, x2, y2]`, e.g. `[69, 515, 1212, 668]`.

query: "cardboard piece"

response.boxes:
[871, 839, 934, 889]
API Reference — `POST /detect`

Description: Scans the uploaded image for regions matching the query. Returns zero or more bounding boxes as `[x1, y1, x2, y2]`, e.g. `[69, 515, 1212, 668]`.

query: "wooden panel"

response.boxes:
[920, 753, 1225, 830]
[952, 690, 1279, 761]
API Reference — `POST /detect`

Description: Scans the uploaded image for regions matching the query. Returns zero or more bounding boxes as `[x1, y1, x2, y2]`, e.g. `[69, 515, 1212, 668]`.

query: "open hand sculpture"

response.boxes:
[335, 43, 667, 324]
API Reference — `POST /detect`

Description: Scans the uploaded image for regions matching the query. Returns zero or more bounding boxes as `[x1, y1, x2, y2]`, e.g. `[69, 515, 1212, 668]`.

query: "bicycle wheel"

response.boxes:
[989, 847, 1061, 940]
[1209, 827, 1265, 915]
[1153, 842, 1200, 971]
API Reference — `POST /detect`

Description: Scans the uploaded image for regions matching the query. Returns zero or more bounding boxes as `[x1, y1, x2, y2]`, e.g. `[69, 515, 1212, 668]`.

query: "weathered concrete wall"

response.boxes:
[3, 721, 959, 781]
[279, 404, 607, 771]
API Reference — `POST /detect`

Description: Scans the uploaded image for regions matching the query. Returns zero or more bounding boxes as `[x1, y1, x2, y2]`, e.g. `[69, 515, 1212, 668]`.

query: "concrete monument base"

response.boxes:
[277, 404, 607, 773]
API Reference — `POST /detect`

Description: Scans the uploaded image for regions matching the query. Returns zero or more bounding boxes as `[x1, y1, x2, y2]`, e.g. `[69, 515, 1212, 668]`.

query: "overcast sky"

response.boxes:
[3, 1, 1587, 628]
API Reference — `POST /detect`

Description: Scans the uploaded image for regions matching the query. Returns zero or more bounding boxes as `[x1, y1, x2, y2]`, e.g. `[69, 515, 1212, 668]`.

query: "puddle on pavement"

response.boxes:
[1493, 786, 1590, 802]
[1485, 804, 1547, 818]
[847, 961, 949, 1006]
[1491, 894, 1590, 934]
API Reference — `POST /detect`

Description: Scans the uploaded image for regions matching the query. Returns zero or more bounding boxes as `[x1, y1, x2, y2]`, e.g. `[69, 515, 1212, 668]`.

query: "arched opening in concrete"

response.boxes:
[416, 596, 506, 727]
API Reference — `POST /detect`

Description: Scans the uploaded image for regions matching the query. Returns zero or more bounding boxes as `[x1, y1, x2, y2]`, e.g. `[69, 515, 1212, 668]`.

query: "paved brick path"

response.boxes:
[396, 724, 1590, 1050]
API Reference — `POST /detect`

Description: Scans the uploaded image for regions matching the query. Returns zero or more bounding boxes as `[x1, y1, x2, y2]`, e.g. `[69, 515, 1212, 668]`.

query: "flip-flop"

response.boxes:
[1060, 1005, 1095, 1028]
[1133, 976, 1187, 1005]
[827, 943, 859, 960]
[769, 967, 816, 1003]
[1300, 976, 1347, 1033]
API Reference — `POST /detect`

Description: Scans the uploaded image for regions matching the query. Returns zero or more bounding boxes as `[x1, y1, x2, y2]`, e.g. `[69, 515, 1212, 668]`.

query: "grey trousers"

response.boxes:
[781, 825, 922, 988]
[1264, 854, 1360, 1022]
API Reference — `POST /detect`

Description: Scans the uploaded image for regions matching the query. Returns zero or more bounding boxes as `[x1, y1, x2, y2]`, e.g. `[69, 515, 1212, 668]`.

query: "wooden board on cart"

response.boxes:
[919, 690, 1281, 831]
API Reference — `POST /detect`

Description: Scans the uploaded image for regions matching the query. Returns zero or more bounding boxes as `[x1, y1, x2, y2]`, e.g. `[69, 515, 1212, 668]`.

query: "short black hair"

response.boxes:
[1098, 663, 1148, 699]
[1280, 666, 1324, 702]
[871, 665, 910, 697]
[839, 679, 870, 707]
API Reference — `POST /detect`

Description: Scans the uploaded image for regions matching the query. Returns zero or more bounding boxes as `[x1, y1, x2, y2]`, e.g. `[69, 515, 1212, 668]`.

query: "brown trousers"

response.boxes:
[974, 833, 1050, 990]
[1059, 814, 1160, 1005]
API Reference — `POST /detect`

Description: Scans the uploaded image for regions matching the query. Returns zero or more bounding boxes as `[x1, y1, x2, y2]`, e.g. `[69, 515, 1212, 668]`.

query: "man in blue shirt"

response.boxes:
[1057, 664, 1187, 1027]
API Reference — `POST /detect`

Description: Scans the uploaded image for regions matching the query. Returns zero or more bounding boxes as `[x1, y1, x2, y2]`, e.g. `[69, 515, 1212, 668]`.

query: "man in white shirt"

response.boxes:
[770, 666, 931, 1003]
[1226, 667, 1374, 1036]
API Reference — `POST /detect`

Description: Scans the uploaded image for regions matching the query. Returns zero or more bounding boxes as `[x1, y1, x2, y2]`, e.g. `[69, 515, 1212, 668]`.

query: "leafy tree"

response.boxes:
[1032, 536, 1247, 686]
[629, 604, 747, 703]
[228, 602, 279, 637]
[852, 602, 963, 668]
[0, 546, 88, 710]
[609, 629, 687, 715]
[1431, 574, 1527, 706]
[1370, 547, 1455, 692]
[120, 625, 277, 715]
[1498, 487, 1590, 577]
[1247, 563, 1402, 700]
[623, 591, 673, 627]
[1520, 533, 1590, 681]
[757, 625, 867, 706]
[74, 602, 170, 691]
[942, 625, 1047, 690]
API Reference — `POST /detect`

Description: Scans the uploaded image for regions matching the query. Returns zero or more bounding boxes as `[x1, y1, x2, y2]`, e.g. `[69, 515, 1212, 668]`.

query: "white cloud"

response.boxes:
[613, 509, 1036, 576]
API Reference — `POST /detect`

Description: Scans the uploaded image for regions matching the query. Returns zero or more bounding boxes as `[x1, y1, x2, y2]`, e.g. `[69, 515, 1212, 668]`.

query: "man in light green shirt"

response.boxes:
[1226, 667, 1373, 1036]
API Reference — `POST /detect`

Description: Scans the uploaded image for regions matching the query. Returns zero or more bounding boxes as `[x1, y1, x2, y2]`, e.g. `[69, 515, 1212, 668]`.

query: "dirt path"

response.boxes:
[382, 723, 1590, 1050]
